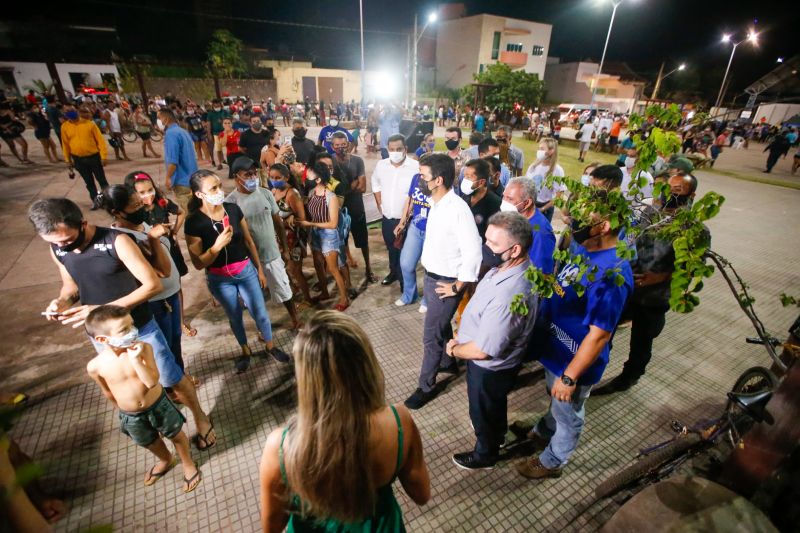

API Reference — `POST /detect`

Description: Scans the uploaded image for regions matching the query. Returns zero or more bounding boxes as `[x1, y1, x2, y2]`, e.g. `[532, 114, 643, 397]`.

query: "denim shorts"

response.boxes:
[119, 390, 186, 447]
[310, 227, 340, 256]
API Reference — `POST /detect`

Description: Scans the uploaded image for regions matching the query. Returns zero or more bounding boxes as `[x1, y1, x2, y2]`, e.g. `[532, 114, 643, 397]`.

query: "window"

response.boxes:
[479, 64, 485, 74]
[532, 45, 544, 56]
[506, 43, 523, 53]
[491, 32, 501, 60]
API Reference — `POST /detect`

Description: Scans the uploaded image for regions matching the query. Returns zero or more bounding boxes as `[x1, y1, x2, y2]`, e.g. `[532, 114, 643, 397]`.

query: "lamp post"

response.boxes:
[588, 0, 622, 112]
[714, 31, 758, 112]
[650, 63, 685, 100]
[411, 12, 437, 109]
[359, 0, 366, 109]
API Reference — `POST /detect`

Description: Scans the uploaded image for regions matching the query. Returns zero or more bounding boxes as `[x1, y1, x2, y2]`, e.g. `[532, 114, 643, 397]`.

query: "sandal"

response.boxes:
[144, 456, 177, 486]
[183, 469, 203, 493]
[182, 323, 198, 337]
[192, 423, 216, 451]
[333, 302, 350, 312]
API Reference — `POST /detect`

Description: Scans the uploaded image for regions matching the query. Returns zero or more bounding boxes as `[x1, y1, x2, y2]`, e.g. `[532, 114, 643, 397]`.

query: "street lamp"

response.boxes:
[650, 63, 686, 100]
[588, 0, 623, 112]
[714, 30, 758, 111]
[411, 12, 437, 108]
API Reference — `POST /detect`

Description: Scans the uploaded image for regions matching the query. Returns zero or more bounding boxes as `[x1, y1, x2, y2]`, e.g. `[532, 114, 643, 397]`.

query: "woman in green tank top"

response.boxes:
[259, 311, 431, 532]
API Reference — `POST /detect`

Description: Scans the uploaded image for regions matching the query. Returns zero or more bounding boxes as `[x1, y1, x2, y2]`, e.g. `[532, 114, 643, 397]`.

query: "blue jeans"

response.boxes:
[535, 369, 594, 469]
[149, 293, 183, 370]
[206, 261, 273, 346]
[399, 224, 427, 306]
[90, 317, 184, 388]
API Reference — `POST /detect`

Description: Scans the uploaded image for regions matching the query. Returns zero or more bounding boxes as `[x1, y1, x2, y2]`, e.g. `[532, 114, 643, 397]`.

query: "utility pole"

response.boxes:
[411, 13, 418, 108]
[359, 0, 366, 109]
[45, 62, 67, 103]
[650, 62, 665, 100]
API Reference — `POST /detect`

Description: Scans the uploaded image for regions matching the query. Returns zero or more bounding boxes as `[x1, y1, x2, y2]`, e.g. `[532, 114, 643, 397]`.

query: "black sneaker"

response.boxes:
[404, 388, 438, 410]
[592, 375, 638, 396]
[268, 347, 291, 363]
[452, 451, 496, 471]
[234, 356, 251, 374]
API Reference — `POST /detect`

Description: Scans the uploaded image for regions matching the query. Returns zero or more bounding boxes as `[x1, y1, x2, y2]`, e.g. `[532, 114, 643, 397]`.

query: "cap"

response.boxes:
[231, 157, 257, 174]
[668, 156, 694, 174]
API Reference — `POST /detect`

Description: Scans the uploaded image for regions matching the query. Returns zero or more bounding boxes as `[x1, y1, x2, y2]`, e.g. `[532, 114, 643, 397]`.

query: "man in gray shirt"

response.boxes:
[446, 211, 538, 470]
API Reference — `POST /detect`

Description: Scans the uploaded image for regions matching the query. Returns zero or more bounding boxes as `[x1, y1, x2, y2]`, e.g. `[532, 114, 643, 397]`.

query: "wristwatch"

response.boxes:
[451, 283, 458, 295]
[560, 374, 576, 387]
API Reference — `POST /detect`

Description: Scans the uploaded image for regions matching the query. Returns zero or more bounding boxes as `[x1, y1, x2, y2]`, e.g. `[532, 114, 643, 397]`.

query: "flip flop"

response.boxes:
[192, 423, 216, 451]
[144, 456, 177, 486]
[183, 469, 202, 493]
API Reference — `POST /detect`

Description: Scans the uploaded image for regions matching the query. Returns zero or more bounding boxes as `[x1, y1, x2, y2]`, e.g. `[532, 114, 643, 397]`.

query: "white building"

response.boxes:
[435, 13, 552, 90]
[0, 61, 120, 99]
[258, 59, 392, 103]
[543, 57, 645, 114]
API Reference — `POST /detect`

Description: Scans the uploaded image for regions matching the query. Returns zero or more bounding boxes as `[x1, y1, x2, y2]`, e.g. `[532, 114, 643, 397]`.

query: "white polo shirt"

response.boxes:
[420, 188, 482, 282]
[370, 155, 420, 219]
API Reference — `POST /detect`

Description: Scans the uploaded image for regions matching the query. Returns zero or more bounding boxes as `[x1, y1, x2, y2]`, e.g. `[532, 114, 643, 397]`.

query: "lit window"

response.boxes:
[506, 43, 523, 53]
[532, 45, 544, 56]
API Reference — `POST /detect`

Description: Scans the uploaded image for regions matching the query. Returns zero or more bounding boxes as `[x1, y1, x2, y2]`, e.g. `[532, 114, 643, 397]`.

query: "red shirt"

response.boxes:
[219, 130, 241, 154]
[25, 93, 37, 104]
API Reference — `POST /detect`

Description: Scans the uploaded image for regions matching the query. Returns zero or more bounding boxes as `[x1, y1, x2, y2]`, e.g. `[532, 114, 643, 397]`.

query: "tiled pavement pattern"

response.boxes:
[5, 167, 800, 531]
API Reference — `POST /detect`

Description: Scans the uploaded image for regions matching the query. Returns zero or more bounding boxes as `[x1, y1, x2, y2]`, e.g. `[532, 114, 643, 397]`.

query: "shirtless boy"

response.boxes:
[85, 305, 202, 493]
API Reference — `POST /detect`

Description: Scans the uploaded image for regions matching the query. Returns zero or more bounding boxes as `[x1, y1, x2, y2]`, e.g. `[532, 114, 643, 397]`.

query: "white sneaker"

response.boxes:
[394, 298, 406, 307]
[419, 303, 428, 313]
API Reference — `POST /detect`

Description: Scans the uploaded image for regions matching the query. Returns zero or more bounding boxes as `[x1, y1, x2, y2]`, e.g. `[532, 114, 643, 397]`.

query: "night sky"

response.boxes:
[3, 0, 798, 101]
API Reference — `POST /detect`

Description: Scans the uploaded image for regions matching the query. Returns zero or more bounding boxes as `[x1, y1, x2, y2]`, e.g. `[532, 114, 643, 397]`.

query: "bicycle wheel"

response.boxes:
[731, 366, 778, 395]
[150, 129, 163, 142]
[122, 130, 137, 144]
[594, 433, 702, 499]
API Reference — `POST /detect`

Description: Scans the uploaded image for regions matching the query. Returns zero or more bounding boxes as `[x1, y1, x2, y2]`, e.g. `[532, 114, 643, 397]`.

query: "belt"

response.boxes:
[72, 152, 100, 160]
[426, 271, 456, 281]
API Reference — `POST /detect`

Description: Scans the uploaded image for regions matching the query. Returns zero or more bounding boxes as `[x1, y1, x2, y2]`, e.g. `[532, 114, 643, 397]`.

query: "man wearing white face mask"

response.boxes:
[501, 177, 555, 274]
[371, 134, 420, 286]
[317, 111, 353, 155]
[461, 159, 502, 242]
[620, 147, 654, 202]
[225, 157, 301, 329]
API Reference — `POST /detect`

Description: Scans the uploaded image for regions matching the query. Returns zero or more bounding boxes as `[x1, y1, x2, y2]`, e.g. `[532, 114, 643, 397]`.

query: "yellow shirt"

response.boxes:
[61, 119, 108, 163]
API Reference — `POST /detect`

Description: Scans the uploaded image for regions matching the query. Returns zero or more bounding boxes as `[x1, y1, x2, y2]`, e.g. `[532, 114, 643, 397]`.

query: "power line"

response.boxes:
[82, 0, 409, 37]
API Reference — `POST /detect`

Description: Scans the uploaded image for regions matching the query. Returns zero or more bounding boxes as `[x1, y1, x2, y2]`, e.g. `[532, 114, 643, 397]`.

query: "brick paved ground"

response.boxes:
[1, 128, 798, 532]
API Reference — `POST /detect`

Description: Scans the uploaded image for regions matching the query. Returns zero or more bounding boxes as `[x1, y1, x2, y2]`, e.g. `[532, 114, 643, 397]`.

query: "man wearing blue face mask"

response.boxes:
[225, 157, 301, 329]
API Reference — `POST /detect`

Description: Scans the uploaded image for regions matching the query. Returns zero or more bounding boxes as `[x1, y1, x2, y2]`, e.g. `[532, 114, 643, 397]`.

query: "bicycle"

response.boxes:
[122, 125, 162, 144]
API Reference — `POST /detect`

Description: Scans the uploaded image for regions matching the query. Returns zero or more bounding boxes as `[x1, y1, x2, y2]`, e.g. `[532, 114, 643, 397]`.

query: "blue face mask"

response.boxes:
[106, 326, 139, 348]
[65, 110, 79, 120]
[269, 180, 287, 189]
[243, 178, 259, 192]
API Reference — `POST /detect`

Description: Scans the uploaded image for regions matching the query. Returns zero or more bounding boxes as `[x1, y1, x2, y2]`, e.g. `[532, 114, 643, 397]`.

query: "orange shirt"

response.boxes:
[610, 121, 622, 137]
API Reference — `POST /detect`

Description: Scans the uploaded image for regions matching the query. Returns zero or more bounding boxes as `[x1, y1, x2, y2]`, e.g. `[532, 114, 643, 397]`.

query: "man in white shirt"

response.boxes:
[578, 121, 596, 162]
[371, 134, 420, 287]
[405, 154, 482, 410]
[620, 146, 654, 201]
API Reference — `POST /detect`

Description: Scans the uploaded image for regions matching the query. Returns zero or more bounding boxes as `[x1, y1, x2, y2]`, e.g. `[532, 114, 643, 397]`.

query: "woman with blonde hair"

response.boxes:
[259, 311, 431, 532]
[525, 137, 565, 222]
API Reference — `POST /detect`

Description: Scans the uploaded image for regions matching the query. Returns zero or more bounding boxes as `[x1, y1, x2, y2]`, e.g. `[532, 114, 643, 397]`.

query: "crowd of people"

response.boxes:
[1, 87, 777, 533]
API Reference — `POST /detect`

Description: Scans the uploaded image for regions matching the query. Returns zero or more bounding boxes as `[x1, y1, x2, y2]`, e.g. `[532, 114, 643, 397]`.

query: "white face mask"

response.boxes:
[500, 200, 519, 213]
[204, 191, 225, 206]
[460, 178, 475, 196]
[625, 156, 636, 169]
[330, 119, 339, 127]
[536, 149, 546, 160]
[581, 174, 591, 186]
[106, 326, 139, 348]
[388, 151, 405, 164]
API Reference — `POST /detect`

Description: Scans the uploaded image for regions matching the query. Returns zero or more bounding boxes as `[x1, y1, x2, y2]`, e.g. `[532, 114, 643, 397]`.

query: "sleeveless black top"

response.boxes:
[52, 226, 153, 328]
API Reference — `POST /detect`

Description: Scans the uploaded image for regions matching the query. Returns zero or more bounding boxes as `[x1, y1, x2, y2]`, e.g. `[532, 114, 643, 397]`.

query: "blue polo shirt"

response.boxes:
[406, 173, 431, 232]
[163, 123, 198, 188]
[535, 247, 633, 385]
[318, 126, 353, 154]
[528, 209, 556, 274]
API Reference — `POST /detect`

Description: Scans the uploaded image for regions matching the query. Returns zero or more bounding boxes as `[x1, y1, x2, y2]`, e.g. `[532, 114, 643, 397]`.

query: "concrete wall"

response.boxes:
[0, 61, 119, 97]
[140, 78, 278, 103]
[436, 14, 551, 90]
[544, 59, 642, 112]
[753, 103, 800, 125]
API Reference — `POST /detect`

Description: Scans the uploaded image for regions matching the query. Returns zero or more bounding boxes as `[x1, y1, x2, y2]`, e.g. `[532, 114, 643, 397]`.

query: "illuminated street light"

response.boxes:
[651, 62, 687, 100]
[714, 31, 760, 111]
[588, 0, 626, 111]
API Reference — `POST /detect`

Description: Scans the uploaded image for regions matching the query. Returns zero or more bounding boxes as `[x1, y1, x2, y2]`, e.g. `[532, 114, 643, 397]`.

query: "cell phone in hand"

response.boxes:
[41, 311, 64, 317]
[284, 135, 292, 145]
[222, 215, 230, 229]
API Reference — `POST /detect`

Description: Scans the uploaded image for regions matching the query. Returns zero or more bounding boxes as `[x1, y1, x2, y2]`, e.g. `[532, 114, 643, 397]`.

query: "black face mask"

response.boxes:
[293, 128, 307, 139]
[482, 243, 513, 268]
[122, 207, 148, 226]
[445, 139, 460, 151]
[571, 219, 599, 245]
[418, 175, 436, 196]
[58, 225, 86, 252]
[661, 193, 691, 210]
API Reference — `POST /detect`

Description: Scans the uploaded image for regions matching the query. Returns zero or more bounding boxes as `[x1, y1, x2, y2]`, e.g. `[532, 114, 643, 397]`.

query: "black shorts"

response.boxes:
[348, 211, 368, 248]
[609, 136, 619, 146]
[34, 129, 51, 140]
[137, 131, 151, 141]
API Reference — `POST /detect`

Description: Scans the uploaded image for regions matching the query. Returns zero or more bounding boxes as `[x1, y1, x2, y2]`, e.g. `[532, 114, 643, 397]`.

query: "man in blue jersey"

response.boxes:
[515, 197, 633, 480]
[500, 176, 555, 274]
[317, 111, 353, 154]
